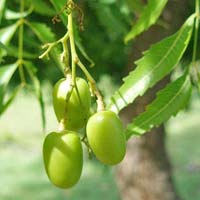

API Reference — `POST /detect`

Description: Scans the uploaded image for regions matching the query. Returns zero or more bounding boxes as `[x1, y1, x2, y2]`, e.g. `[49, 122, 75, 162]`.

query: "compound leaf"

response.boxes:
[126, 73, 192, 138]
[108, 15, 194, 113]
[125, 0, 167, 43]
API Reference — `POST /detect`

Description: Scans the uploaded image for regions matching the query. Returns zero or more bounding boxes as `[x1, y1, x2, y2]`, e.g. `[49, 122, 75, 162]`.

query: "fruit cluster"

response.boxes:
[43, 76, 126, 189]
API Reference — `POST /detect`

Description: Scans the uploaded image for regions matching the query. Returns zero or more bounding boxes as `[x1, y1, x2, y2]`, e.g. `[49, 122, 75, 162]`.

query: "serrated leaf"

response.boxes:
[126, 0, 144, 14]
[6, 45, 38, 59]
[74, 25, 95, 67]
[0, 23, 19, 59]
[126, 73, 192, 138]
[0, 62, 18, 112]
[50, 1, 94, 69]
[100, 0, 116, 4]
[0, 41, 7, 49]
[28, 0, 54, 16]
[125, 0, 167, 43]
[0, 0, 6, 24]
[27, 22, 65, 73]
[27, 22, 55, 43]
[108, 15, 195, 113]
[0, 23, 19, 44]
[24, 61, 46, 131]
[1, 85, 21, 115]
[5, 7, 33, 20]
[89, 2, 127, 40]
[50, 0, 68, 26]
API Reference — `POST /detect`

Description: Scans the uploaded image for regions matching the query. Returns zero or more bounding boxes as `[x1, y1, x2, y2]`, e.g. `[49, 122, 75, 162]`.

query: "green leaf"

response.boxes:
[28, 0, 54, 16]
[89, 2, 127, 39]
[74, 25, 95, 67]
[6, 45, 38, 59]
[0, 41, 7, 49]
[100, 0, 116, 4]
[50, 0, 68, 26]
[24, 61, 46, 131]
[125, 0, 144, 14]
[5, 7, 33, 20]
[125, 0, 167, 43]
[50, 1, 94, 69]
[126, 73, 192, 138]
[0, 23, 19, 44]
[0, 62, 18, 111]
[27, 22, 55, 43]
[108, 15, 195, 113]
[1, 85, 21, 115]
[0, 23, 19, 59]
[27, 22, 65, 73]
[0, 0, 6, 24]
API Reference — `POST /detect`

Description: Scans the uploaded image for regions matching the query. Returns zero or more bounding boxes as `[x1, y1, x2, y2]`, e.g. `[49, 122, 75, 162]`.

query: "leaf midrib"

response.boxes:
[130, 77, 189, 131]
[112, 21, 190, 112]
[128, 23, 187, 93]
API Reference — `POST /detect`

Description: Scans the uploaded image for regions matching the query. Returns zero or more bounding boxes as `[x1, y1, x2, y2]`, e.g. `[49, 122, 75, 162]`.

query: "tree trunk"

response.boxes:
[116, 1, 189, 200]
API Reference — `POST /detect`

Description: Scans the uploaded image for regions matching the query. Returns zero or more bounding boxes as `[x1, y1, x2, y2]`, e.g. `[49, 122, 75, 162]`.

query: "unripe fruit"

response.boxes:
[43, 131, 83, 188]
[53, 77, 91, 130]
[86, 111, 126, 165]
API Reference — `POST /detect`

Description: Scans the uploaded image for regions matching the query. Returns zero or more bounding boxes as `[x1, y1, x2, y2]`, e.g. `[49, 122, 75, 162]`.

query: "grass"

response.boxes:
[0, 90, 199, 200]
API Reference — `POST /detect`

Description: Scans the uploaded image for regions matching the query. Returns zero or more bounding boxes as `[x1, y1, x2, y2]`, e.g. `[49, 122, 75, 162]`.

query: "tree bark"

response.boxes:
[116, 1, 189, 200]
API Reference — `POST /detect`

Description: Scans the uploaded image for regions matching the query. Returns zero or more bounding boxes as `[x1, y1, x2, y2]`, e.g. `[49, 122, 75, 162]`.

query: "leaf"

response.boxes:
[126, 73, 192, 138]
[125, 0, 167, 43]
[0, 23, 19, 44]
[108, 15, 195, 113]
[0, 23, 19, 59]
[125, 0, 144, 14]
[50, 0, 68, 26]
[0, 0, 6, 24]
[27, 22, 65, 73]
[6, 45, 38, 59]
[89, 2, 127, 40]
[50, 1, 94, 68]
[74, 25, 95, 67]
[1, 85, 21, 115]
[99, 0, 116, 4]
[28, 0, 55, 16]
[27, 22, 55, 43]
[5, 7, 33, 20]
[0, 62, 18, 111]
[24, 61, 46, 131]
[0, 41, 7, 50]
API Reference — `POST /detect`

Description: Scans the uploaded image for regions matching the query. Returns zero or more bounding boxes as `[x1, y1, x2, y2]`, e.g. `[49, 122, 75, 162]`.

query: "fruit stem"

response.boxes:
[81, 134, 92, 159]
[68, 6, 78, 90]
[38, 32, 69, 60]
[67, 2, 105, 111]
[77, 61, 105, 111]
[67, 4, 85, 113]
[39, 0, 106, 111]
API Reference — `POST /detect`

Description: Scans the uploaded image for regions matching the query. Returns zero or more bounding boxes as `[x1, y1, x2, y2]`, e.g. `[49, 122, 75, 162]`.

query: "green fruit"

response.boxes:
[53, 77, 91, 130]
[43, 130, 83, 188]
[86, 111, 126, 165]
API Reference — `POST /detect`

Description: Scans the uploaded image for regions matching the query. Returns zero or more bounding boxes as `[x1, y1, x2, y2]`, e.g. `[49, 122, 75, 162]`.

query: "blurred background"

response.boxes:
[0, 0, 200, 200]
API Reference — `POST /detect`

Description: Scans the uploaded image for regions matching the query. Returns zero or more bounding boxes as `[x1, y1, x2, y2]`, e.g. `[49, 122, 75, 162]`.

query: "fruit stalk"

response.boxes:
[18, 0, 26, 85]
